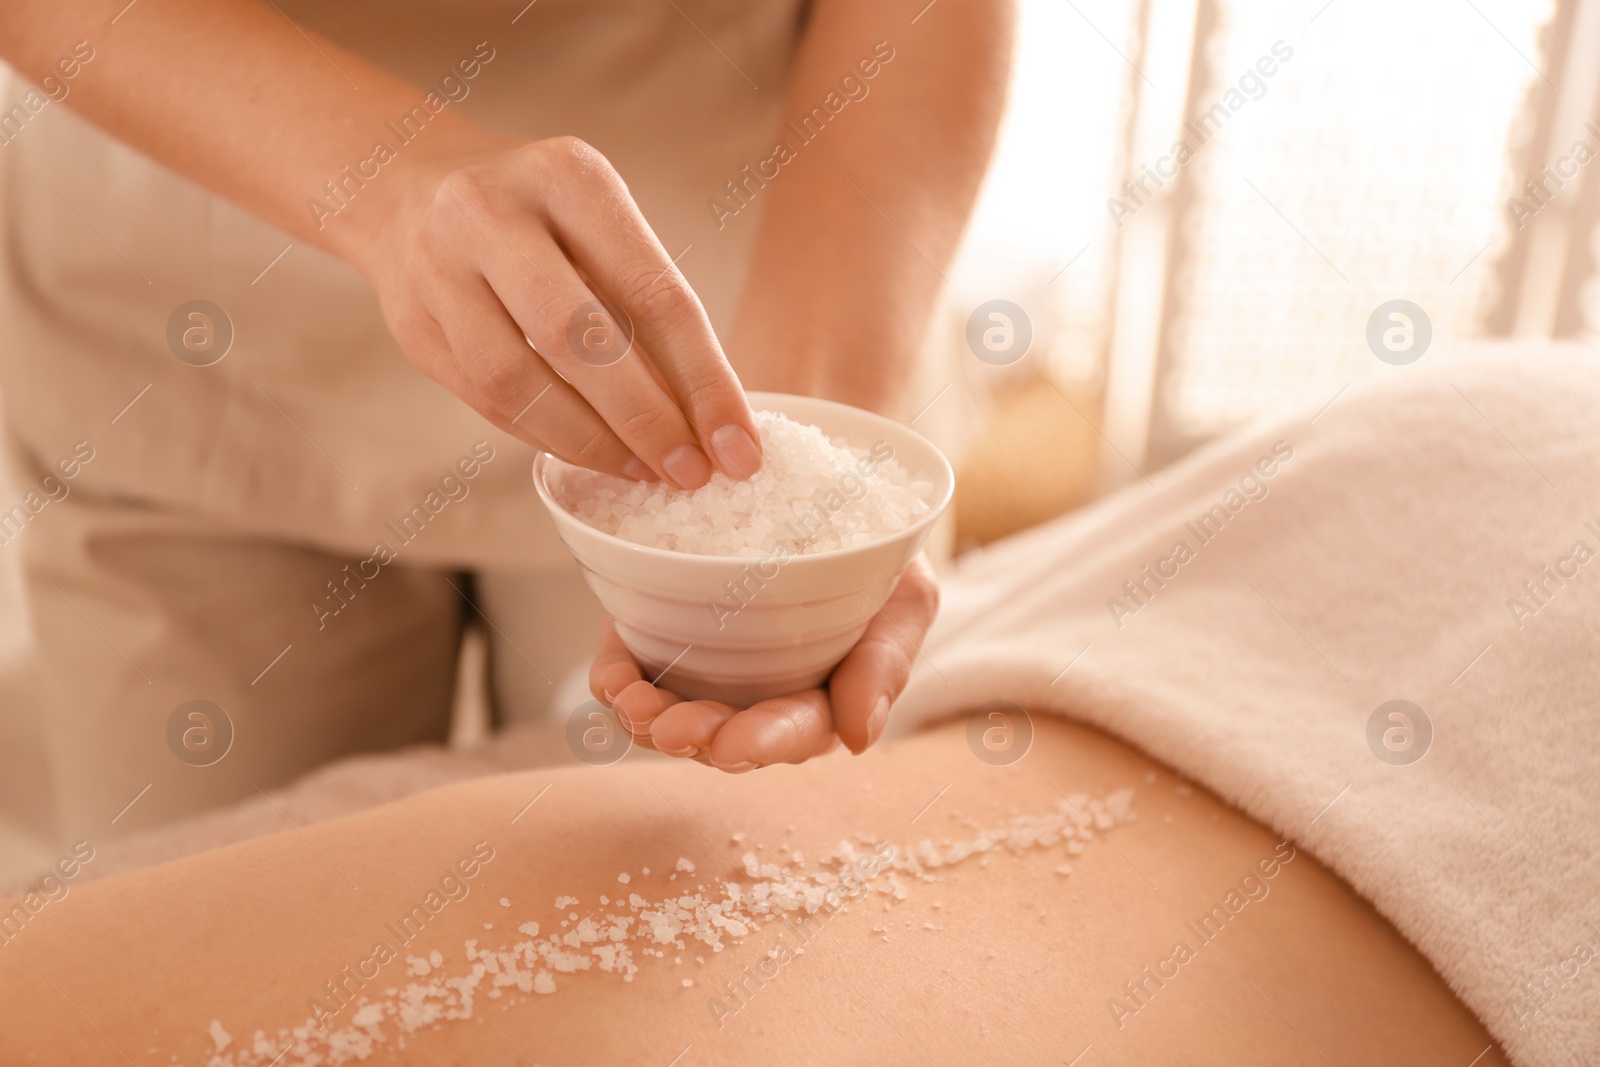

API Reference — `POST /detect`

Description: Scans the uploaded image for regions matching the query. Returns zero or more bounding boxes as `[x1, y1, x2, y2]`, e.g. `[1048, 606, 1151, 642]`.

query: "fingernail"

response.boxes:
[662, 444, 713, 489]
[866, 695, 890, 748]
[712, 760, 759, 774]
[710, 424, 762, 479]
[622, 457, 653, 481]
[601, 688, 615, 704]
[659, 745, 700, 758]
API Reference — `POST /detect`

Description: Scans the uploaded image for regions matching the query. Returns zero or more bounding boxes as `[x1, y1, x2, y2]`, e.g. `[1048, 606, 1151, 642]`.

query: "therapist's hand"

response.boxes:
[589, 555, 940, 770]
[2, 0, 774, 489]
[365, 134, 762, 489]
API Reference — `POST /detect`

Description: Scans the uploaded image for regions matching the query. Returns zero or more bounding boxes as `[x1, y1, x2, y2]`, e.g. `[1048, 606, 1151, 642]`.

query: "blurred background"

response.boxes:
[916, 0, 1593, 547]
[0, 0, 1595, 866]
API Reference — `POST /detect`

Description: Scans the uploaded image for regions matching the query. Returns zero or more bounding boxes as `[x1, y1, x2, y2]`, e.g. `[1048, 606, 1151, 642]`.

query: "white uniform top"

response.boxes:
[0, 0, 806, 568]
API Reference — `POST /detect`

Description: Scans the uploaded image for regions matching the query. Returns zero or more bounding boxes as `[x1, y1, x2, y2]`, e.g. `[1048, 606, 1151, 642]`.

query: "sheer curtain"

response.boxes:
[943, 0, 1585, 512]
[1150, 0, 1563, 465]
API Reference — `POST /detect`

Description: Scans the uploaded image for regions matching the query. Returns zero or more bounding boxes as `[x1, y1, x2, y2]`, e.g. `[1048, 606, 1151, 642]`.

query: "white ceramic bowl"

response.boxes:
[533, 392, 954, 705]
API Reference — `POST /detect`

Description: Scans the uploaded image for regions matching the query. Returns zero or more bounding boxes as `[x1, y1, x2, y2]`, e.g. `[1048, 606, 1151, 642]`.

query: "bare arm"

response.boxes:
[726, 0, 1015, 414]
[0, 0, 464, 263]
[0, 0, 762, 487]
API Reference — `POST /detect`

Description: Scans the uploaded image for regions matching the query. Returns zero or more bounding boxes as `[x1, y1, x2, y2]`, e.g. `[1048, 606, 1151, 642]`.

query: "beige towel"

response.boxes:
[895, 341, 1600, 1066]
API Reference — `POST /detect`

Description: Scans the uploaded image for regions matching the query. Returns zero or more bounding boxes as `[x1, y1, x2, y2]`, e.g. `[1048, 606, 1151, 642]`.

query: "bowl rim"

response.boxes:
[531, 391, 956, 567]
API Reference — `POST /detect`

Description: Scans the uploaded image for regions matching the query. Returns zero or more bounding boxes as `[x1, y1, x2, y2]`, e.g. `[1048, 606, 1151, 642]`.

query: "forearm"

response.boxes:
[0, 0, 500, 275]
[1, 0, 766, 482]
[727, 0, 1014, 414]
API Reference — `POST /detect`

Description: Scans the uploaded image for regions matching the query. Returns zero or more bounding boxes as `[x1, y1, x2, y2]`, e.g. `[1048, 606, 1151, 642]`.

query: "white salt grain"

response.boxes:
[193, 789, 1137, 1067]
[561, 412, 932, 557]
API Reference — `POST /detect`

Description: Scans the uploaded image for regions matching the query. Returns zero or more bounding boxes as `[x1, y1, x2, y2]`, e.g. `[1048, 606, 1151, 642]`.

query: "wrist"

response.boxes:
[317, 121, 519, 284]
[727, 325, 911, 417]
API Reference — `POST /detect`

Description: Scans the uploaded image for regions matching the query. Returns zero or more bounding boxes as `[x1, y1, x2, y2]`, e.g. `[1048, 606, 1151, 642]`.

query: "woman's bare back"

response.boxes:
[0, 716, 1502, 1065]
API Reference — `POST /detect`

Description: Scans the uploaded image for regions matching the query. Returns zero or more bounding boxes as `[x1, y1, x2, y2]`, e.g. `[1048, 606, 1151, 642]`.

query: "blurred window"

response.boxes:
[948, 0, 1588, 486]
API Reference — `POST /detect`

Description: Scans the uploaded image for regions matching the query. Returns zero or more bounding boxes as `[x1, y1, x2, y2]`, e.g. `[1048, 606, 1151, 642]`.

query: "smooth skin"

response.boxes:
[0, 717, 1506, 1065]
[0, 0, 1012, 762]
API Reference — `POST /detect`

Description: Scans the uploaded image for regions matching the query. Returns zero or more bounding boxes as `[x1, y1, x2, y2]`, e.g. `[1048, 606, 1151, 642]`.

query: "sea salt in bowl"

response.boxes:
[533, 392, 955, 705]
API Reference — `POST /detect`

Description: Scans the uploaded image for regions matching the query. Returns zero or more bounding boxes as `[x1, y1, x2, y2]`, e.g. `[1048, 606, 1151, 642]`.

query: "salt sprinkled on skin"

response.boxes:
[195, 789, 1135, 1066]
[561, 412, 932, 557]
